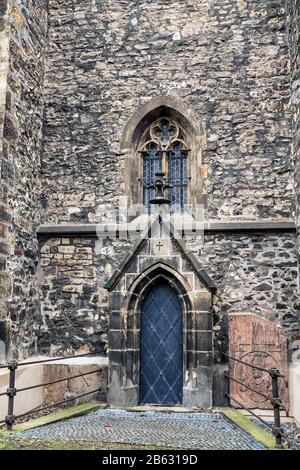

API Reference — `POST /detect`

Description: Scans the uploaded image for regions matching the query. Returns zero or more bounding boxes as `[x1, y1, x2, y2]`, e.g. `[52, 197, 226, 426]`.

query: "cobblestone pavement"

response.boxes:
[11, 409, 265, 450]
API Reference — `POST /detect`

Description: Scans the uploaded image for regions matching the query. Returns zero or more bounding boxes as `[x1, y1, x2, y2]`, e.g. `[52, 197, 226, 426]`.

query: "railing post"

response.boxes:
[5, 359, 18, 432]
[269, 367, 283, 449]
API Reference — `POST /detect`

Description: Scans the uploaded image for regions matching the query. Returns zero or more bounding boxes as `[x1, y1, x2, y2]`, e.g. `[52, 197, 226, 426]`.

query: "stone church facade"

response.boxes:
[0, 0, 300, 408]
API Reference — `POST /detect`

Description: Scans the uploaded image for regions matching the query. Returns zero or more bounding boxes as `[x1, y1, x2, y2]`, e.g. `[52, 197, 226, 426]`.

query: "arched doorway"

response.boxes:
[139, 280, 183, 405]
[106, 261, 214, 408]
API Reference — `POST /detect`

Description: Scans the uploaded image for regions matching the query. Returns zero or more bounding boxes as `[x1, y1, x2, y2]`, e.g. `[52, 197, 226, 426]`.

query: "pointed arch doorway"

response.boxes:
[139, 280, 183, 405]
[106, 258, 215, 408]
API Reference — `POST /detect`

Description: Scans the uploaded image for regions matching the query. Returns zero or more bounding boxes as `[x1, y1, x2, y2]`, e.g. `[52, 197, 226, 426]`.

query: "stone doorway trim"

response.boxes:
[107, 261, 214, 408]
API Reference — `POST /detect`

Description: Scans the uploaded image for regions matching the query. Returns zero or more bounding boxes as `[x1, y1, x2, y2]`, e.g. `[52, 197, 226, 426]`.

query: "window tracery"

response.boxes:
[140, 118, 189, 211]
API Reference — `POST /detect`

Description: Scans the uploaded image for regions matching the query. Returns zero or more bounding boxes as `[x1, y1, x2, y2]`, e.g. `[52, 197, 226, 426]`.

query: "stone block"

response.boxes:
[289, 361, 300, 426]
[228, 313, 288, 409]
[0, 320, 8, 357]
[187, 350, 212, 368]
[187, 311, 212, 331]
[109, 350, 123, 365]
[109, 329, 123, 350]
[58, 246, 75, 254]
[191, 292, 212, 312]
[0, 363, 44, 422]
[109, 310, 121, 329]
[108, 364, 138, 407]
[109, 292, 124, 311]
[187, 330, 212, 352]
[0, 222, 8, 238]
[213, 364, 229, 407]
[42, 357, 108, 406]
[138, 255, 181, 273]
[0, 273, 11, 299]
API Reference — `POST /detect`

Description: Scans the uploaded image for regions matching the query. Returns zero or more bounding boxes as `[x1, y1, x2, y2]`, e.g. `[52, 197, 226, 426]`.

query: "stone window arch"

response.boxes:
[120, 95, 207, 218]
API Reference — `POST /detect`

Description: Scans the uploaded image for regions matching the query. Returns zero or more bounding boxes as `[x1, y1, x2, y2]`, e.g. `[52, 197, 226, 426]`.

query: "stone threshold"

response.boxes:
[37, 220, 296, 237]
[112, 405, 212, 413]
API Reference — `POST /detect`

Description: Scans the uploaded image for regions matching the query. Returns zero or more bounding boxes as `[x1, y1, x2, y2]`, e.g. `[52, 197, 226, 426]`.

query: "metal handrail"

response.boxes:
[0, 368, 101, 397]
[13, 388, 102, 421]
[1, 388, 102, 428]
[0, 350, 104, 431]
[225, 393, 273, 429]
[225, 372, 289, 414]
[224, 352, 288, 449]
[0, 348, 104, 369]
[224, 372, 270, 400]
[223, 353, 288, 382]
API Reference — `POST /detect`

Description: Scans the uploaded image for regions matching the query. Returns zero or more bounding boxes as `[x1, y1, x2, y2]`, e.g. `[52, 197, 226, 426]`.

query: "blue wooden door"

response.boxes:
[140, 281, 183, 405]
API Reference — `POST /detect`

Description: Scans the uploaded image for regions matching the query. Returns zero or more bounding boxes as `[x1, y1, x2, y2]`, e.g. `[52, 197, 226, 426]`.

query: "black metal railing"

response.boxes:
[0, 349, 104, 431]
[223, 353, 290, 449]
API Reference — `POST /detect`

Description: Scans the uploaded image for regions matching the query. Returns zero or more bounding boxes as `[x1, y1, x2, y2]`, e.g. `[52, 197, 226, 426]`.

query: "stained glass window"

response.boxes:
[140, 118, 188, 212]
[168, 145, 187, 209]
[143, 146, 161, 209]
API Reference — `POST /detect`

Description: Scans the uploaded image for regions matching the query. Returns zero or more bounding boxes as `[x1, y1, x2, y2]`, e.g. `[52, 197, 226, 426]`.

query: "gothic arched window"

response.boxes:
[140, 118, 188, 211]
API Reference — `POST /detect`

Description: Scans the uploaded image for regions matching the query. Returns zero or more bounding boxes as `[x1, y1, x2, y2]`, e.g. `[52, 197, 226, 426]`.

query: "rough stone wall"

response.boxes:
[0, 0, 48, 358]
[38, 235, 120, 355]
[36, 0, 300, 358]
[286, 0, 300, 290]
[286, 0, 300, 348]
[0, 1, 10, 143]
[39, 231, 298, 357]
[41, 0, 294, 223]
[203, 232, 299, 362]
[0, 0, 297, 360]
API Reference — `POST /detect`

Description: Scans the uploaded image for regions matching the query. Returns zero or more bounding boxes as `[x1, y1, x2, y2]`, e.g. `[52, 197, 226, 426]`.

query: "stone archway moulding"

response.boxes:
[120, 94, 206, 152]
[122, 261, 194, 314]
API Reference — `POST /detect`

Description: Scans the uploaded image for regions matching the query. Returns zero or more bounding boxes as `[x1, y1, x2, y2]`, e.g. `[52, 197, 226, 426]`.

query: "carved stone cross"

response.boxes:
[156, 241, 164, 251]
